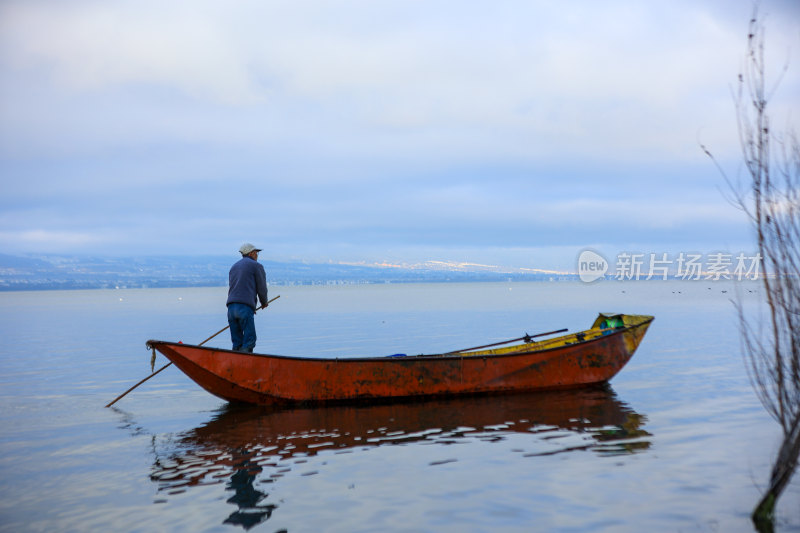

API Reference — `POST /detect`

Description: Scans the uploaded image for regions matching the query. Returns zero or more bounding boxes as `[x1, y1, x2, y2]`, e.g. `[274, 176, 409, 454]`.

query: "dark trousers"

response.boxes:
[227, 303, 256, 352]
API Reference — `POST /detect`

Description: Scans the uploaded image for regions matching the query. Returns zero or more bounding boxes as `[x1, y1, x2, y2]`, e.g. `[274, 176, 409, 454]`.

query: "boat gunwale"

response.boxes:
[147, 315, 653, 364]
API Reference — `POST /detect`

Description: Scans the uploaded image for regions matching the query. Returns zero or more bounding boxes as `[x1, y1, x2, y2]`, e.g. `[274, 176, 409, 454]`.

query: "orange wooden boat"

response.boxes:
[146, 313, 653, 406]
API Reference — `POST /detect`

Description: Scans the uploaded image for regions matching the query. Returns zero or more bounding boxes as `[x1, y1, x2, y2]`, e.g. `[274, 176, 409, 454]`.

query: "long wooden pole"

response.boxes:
[105, 295, 280, 408]
[444, 327, 568, 354]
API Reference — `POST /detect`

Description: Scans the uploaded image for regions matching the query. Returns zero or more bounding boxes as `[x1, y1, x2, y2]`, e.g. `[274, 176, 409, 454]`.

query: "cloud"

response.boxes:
[0, 1, 261, 105]
[1, 0, 773, 161]
[0, 0, 795, 265]
[0, 229, 107, 251]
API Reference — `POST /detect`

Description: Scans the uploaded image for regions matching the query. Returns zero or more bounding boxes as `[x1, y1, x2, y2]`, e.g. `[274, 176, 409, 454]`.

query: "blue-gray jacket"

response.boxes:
[226, 257, 268, 311]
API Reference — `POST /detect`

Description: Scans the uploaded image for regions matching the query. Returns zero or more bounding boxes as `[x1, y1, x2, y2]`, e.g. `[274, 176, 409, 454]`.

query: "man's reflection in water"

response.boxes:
[223, 455, 275, 530]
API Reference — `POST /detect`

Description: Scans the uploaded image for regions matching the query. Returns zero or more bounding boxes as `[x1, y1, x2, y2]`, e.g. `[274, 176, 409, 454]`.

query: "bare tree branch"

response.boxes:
[706, 7, 800, 530]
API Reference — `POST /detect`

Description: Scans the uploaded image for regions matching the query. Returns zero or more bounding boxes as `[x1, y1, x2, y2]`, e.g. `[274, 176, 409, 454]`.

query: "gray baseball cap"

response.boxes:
[239, 243, 262, 255]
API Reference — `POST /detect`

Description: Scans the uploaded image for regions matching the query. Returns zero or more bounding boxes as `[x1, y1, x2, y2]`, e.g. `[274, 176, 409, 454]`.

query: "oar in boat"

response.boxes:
[444, 327, 568, 355]
[105, 295, 280, 408]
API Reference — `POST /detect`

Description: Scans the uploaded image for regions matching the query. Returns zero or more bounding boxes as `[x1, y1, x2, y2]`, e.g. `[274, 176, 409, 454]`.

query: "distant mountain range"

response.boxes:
[0, 254, 574, 291]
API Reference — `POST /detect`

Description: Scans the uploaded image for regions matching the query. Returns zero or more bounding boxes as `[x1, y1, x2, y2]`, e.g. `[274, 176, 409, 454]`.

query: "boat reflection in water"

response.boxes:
[149, 386, 651, 530]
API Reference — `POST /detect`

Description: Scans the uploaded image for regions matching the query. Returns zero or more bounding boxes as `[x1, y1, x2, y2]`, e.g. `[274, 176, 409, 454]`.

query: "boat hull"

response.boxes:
[148, 313, 653, 406]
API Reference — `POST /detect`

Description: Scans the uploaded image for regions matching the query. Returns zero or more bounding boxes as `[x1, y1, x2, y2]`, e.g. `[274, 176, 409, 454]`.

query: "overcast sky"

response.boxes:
[1, 0, 798, 270]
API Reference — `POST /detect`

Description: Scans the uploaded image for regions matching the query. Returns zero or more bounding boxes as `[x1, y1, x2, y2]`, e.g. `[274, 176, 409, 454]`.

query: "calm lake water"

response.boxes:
[0, 281, 798, 532]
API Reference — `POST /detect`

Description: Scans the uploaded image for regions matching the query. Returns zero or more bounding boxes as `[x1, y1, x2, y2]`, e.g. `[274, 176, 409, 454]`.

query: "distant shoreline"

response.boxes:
[0, 253, 770, 292]
[0, 253, 573, 292]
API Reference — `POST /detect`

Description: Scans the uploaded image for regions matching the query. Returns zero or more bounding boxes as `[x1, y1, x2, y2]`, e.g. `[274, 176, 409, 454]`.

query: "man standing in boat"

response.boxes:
[227, 243, 269, 352]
